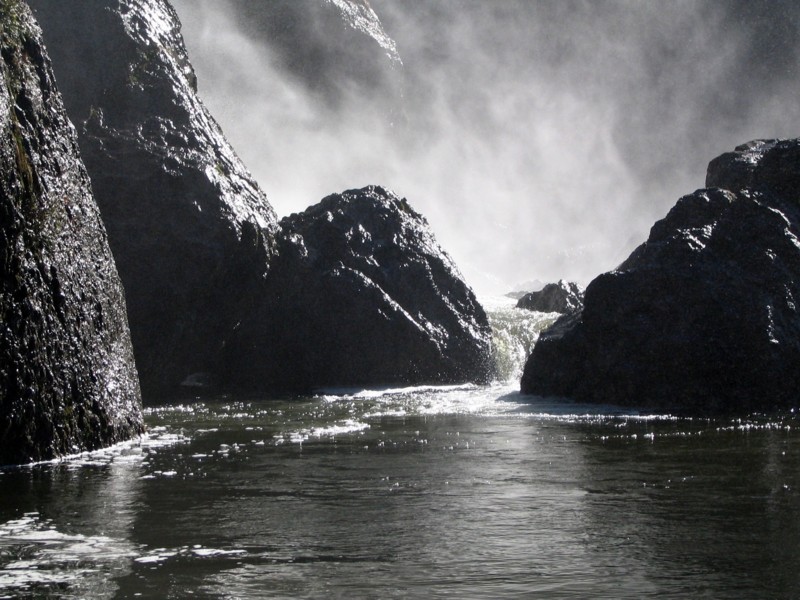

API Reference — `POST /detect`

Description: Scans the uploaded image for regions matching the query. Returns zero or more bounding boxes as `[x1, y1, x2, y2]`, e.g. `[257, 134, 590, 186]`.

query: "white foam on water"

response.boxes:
[0, 513, 137, 596]
[277, 419, 371, 445]
[317, 383, 477, 400]
[133, 545, 247, 564]
[1, 427, 190, 473]
[311, 420, 371, 437]
[191, 547, 247, 557]
[356, 382, 525, 419]
[0, 514, 251, 596]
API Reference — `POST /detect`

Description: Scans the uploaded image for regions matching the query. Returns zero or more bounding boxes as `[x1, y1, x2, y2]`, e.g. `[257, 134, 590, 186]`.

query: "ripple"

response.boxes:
[0, 513, 136, 597]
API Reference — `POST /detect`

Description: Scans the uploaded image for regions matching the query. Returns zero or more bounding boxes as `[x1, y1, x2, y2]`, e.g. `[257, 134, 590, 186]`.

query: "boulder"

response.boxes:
[0, 1, 143, 464]
[522, 139, 800, 413]
[222, 186, 495, 392]
[516, 280, 584, 314]
[30, 1, 491, 397]
[29, 0, 280, 398]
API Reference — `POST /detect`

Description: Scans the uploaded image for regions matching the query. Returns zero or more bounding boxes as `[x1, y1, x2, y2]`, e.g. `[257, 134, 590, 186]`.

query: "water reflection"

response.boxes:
[157, 403, 604, 598]
[0, 447, 144, 597]
[577, 417, 800, 598]
[2, 389, 800, 598]
[0, 430, 187, 598]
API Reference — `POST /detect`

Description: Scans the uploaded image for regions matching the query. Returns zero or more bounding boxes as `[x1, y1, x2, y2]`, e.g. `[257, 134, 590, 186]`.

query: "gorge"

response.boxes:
[1, 0, 797, 460]
[3, 2, 800, 597]
[26, 0, 492, 402]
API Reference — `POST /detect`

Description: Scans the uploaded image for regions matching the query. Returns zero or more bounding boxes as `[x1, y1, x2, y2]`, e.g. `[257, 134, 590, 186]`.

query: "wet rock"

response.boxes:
[706, 138, 800, 201]
[522, 139, 800, 413]
[29, 0, 280, 398]
[221, 0, 404, 119]
[30, 0, 488, 397]
[223, 186, 495, 393]
[516, 280, 584, 314]
[0, 1, 143, 464]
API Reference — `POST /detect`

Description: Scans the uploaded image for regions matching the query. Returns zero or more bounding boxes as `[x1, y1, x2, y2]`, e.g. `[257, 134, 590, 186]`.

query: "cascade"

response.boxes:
[482, 296, 559, 383]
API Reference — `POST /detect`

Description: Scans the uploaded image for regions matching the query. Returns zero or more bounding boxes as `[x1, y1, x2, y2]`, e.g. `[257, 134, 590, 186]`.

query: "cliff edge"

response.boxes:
[29, 0, 279, 397]
[0, 1, 143, 464]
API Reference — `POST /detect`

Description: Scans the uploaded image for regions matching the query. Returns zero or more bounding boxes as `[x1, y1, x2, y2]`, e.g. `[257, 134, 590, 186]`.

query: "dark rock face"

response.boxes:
[223, 186, 495, 393]
[522, 139, 800, 413]
[707, 139, 800, 201]
[0, 1, 143, 464]
[516, 280, 584, 314]
[29, 0, 279, 398]
[29, 0, 490, 397]
[221, 0, 403, 117]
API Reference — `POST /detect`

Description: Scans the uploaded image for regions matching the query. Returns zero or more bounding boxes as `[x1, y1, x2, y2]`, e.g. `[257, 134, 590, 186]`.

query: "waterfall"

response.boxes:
[482, 296, 559, 383]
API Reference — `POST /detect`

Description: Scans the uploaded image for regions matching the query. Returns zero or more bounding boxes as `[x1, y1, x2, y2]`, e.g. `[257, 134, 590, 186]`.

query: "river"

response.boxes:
[1, 298, 799, 598]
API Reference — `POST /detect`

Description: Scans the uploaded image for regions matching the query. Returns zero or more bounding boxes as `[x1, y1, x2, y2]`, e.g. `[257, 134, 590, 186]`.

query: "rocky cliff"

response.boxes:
[29, 0, 280, 398]
[29, 0, 492, 398]
[223, 186, 495, 393]
[521, 139, 800, 413]
[0, 1, 143, 464]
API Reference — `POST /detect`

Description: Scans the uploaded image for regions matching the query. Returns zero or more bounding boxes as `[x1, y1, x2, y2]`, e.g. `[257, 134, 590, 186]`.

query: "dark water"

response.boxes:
[2, 383, 800, 599]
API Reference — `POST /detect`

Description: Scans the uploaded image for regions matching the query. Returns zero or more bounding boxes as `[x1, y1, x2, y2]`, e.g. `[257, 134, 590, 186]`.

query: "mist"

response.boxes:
[170, 0, 800, 295]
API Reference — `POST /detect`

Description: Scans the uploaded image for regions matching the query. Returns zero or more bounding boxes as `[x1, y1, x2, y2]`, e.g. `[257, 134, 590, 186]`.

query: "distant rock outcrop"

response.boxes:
[522, 139, 800, 413]
[29, 0, 280, 398]
[0, 1, 143, 464]
[516, 280, 584, 314]
[223, 186, 495, 393]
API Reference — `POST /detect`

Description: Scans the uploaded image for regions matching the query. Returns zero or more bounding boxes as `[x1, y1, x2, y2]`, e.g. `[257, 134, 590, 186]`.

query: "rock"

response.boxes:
[522, 139, 800, 413]
[0, 1, 143, 464]
[219, 0, 404, 119]
[30, 1, 489, 397]
[222, 186, 495, 393]
[29, 0, 280, 398]
[706, 139, 800, 201]
[506, 279, 546, 300]
[516, 280, 584, 314]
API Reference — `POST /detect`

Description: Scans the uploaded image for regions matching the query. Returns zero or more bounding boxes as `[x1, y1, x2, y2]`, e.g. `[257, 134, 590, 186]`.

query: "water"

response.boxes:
[2, 299, 800, 598]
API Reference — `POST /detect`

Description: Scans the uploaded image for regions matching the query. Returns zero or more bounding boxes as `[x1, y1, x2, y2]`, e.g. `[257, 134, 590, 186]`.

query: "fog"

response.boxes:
[171, 0, 800, 295]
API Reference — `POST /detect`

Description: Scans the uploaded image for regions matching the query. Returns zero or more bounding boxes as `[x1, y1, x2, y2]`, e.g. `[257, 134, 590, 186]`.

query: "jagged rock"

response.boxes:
[29, 0, 280, 398]
[0, 1, 143, 464]
[30, 0, 488, 397]
[222, 186, 495, 393]
[522, 139, 800, 413]
[707, 138, 800, 201]
[516, 280, 584, 314]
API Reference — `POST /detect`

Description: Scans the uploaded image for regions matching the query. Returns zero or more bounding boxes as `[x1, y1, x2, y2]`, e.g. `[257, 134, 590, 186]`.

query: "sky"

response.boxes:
[171, 0, 800, 295]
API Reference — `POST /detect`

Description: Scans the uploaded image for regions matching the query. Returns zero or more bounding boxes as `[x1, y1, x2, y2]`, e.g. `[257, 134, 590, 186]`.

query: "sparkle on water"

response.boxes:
[2, 299, 800, 598]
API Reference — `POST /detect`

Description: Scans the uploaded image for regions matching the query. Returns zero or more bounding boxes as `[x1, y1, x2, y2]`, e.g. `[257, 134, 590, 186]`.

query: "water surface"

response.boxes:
[2, 385, 799, 598]
[2, 298, 799, 598]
